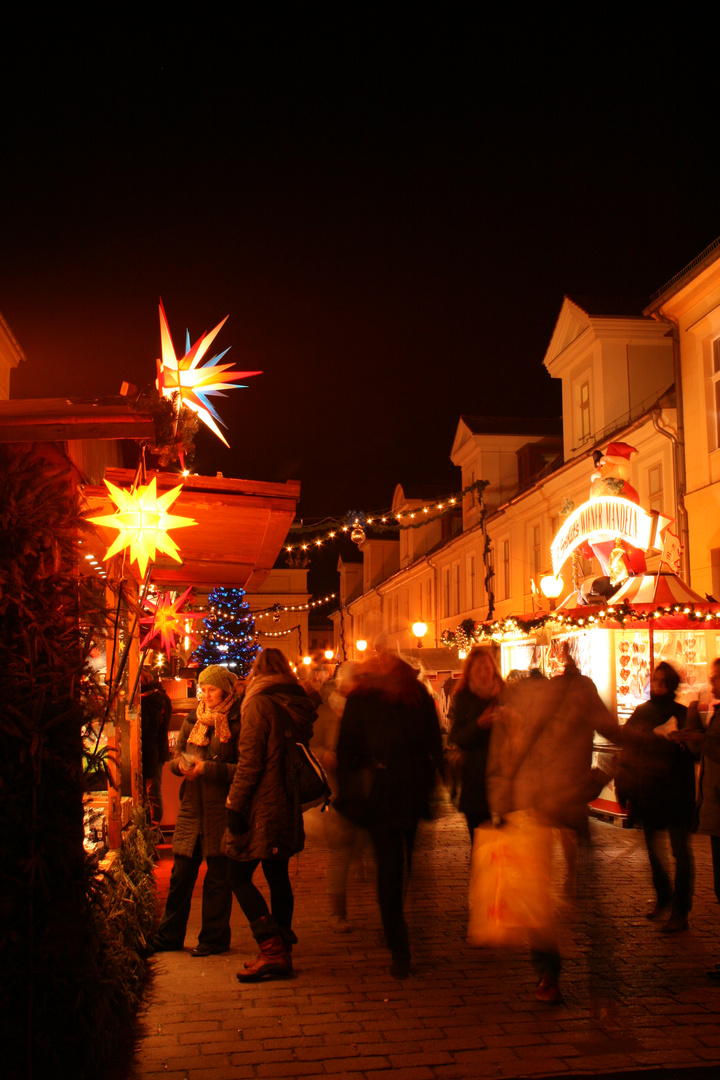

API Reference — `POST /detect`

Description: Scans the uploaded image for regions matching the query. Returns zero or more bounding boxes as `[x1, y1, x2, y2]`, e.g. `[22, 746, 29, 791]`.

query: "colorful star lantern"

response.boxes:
[156, 299, 261, 447]
[140, 586, 205, 658]
[88, 477, 197, 576]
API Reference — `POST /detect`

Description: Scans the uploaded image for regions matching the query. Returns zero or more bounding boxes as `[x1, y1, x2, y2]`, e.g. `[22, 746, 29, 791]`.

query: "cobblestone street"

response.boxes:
[131, 800, 720, 1079]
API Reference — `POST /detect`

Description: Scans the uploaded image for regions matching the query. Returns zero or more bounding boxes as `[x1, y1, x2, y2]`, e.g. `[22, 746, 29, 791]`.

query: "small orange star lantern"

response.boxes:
[140, 586, 205, 657]
[89, 477, 197, 576]
[156, 299, 261, 447]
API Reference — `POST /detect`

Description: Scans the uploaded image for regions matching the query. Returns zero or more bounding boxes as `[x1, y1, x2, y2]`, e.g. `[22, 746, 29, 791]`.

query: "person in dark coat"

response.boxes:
[140, 670, 172, 826]
[150, 665, 241, 957]
[615, 661, 696, 933]
[675, 657, 720, 977]
[335, 649, 444, 979]
[224, 648, 317, 982]
[448, 647, 505, 838]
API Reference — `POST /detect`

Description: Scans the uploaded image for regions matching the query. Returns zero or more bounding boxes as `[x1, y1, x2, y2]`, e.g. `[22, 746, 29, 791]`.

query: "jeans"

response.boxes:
[643, 823, 694, 916]
[368, 823, 417, 963]
[155, 837, 233, 950]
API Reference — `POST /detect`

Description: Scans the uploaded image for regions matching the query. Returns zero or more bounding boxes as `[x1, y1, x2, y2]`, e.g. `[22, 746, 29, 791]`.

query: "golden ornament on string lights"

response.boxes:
[88, 477, 197, 576]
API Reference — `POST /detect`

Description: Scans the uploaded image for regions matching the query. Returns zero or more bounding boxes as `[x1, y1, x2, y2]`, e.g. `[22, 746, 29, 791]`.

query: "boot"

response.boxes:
[243, 925, 297, 968]
[237, 915, 292, 982]
[328, 893, 351, 933]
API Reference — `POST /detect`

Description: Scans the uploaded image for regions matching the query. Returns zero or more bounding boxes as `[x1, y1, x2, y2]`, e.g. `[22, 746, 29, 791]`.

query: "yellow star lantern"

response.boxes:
[140, 586, 204, 658]
[89, 477, 197, 576]
[156, 299, 261, 447]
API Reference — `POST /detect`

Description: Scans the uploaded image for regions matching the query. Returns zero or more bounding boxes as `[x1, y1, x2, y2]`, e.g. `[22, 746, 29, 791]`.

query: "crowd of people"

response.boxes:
[143, 643, 720, 1001]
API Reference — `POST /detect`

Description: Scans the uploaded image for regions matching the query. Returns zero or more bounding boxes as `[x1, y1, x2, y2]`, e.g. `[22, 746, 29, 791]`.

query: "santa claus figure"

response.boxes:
[579, 441, 647, 602]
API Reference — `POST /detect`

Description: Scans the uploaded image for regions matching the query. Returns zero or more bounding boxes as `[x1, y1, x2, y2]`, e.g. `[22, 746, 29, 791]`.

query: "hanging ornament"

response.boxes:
[272, 603, 281, 623]
[156, 300, 262, 448]
[140, 586, 205, 658]
[350, 521, 366, 547]
[88, 477, 197, 576]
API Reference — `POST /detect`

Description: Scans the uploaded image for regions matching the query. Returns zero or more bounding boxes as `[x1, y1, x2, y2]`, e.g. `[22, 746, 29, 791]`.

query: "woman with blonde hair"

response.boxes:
[224, 648, 317, 981]
[448, 647, 504, 839]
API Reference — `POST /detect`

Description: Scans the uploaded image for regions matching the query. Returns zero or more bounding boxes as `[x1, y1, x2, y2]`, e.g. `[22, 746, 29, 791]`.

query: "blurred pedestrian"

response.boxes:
[150, 665, 241, 956]
[225, 648, 317, 981]
[615, 661, 695, 932]
[140, 669, 172, 828]
[486, 655, 622, 1004]
[335, 647, 444, 978]
[311, 660, 366, 932]
[448, 648, 504, 838]
[675, 657, 720, 977]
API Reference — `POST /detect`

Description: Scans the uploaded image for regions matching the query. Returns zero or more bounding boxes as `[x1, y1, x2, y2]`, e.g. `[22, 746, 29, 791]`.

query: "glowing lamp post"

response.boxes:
[412, 621, 428, 648]
[324, 649, 334, 661]
[356, 639, 367, 658]
[540, 573, 564, 611]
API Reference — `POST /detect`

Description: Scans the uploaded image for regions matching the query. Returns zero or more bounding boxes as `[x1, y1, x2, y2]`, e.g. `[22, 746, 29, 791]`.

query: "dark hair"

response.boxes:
[655, 661, 680, 694]
[252, 647, 296, 680]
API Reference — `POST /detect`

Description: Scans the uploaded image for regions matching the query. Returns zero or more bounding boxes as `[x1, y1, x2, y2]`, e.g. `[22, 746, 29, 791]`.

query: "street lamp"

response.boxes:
[540, 573, 564, 611]
[412, 621, 428, 648]
[324, 649, 334, 661]
[356, 639, 367, 657]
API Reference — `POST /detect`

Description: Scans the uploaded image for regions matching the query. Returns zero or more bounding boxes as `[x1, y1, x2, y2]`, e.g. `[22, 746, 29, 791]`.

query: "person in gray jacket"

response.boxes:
[150, 665, 241, 957]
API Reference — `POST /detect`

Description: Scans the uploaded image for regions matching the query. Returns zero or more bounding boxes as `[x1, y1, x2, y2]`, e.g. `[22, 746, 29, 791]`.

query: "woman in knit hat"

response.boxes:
[149, 664, 242, 956]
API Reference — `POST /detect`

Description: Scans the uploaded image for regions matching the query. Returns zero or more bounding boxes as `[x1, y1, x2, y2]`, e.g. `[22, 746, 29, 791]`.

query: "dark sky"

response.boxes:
[2, 11, 719, 531]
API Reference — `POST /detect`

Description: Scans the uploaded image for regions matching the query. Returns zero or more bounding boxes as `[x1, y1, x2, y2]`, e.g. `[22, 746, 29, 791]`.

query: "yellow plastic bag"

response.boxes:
[468, 810, 554, 947]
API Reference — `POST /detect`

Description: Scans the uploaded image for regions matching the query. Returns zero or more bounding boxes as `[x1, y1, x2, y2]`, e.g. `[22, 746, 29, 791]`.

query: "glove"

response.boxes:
[226, 809, 248, 835]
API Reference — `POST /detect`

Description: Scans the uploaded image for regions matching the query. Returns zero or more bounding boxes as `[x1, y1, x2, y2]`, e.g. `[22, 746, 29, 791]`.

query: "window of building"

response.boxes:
[452, 563, 460, 615]
[502, 539, 510, 600]
[443, 568, 451, 618]
[426, 578, 433, 621]
[713, 338, 720, 449]
[648, 463, 663, 513]
[578, 379, 591, 444]
[531, 524, 542, 584]
[466, 554, 476, 610]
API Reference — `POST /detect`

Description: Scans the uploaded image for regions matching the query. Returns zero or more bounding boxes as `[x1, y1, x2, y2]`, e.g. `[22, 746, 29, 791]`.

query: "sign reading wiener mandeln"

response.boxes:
[551, 496, 670, 576]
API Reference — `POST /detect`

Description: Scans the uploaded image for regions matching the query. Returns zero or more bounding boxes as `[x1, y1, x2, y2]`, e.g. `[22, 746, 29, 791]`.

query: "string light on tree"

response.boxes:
[191, 586, 259, 675]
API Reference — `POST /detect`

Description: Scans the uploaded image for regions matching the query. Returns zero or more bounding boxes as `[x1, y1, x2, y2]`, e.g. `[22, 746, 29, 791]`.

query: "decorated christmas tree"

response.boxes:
[191, 586, 259, 676]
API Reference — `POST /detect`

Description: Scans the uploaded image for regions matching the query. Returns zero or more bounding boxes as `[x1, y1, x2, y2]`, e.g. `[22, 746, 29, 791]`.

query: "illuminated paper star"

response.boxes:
[155, 299, 261, 447]
[89, 477, 197, 576]
[140, 586, 205, 657]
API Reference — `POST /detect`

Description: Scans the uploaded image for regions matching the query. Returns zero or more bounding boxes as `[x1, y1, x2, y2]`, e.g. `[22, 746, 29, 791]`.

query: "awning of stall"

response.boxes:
[607, 571, 720, 628]
[0, 396, 156, 441]
[84, 467, 301, 591]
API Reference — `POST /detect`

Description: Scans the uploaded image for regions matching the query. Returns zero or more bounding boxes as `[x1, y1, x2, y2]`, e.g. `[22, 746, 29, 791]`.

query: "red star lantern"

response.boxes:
[140, 586, 205, 658]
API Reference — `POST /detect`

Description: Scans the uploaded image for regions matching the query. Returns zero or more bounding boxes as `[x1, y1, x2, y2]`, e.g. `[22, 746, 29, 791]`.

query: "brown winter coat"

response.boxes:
[223, 678, 317, 861]
[170, 701, 241, 858]
[487, 671, 621, 835]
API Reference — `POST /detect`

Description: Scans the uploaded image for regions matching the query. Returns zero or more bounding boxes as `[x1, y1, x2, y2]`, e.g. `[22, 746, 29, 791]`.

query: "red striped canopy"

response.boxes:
[608, 572, 712, 610]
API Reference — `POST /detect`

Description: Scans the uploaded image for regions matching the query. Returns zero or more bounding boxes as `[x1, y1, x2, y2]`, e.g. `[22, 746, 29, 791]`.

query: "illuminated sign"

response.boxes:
[551, 496, 670, 575]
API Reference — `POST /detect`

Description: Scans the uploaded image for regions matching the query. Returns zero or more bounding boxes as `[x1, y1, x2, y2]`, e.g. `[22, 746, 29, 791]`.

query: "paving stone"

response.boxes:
[131, 803, 720, 1079]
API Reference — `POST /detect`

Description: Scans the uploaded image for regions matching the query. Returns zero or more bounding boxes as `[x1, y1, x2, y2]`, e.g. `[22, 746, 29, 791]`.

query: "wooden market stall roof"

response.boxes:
[85, 468, 301, 591]
[0, 396, 156, 442]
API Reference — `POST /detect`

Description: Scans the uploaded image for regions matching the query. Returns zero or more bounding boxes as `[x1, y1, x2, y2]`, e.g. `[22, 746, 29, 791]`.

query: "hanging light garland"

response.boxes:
[284, 480, 488, 552]
[441, 600, 720, 648]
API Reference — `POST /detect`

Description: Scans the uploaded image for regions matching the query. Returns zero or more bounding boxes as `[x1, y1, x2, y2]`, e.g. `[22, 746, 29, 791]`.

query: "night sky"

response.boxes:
[2, 12, 719, 538]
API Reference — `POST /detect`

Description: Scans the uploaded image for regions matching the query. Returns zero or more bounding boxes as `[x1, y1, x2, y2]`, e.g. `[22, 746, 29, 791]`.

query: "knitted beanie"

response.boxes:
[198, 664, 238, 694]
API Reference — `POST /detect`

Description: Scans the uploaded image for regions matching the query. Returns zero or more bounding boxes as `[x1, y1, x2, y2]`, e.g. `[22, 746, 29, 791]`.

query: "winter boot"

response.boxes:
[237, 915, 292, 982]
[328, 893, 351, 933]
[243, 925, 297, 968]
